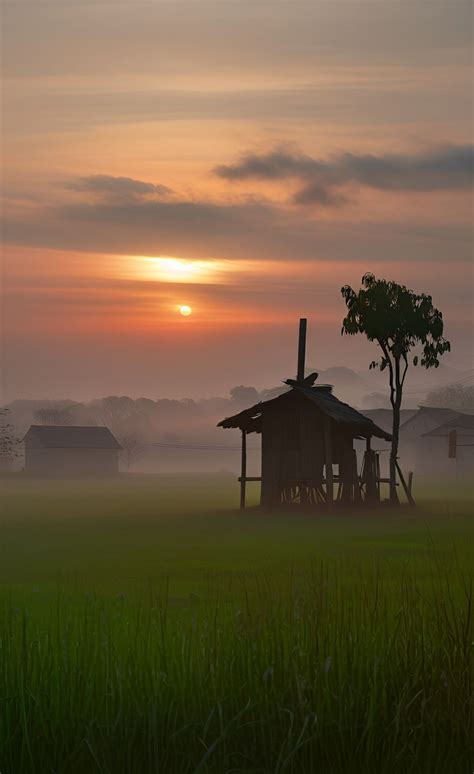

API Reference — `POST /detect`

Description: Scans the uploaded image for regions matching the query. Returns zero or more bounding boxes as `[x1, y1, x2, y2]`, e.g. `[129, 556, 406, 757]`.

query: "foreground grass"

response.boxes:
[0, 475, 472, 773]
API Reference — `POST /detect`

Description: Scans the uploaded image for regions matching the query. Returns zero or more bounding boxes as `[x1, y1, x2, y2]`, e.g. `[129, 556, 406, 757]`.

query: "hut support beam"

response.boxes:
[324, 416, 334, 505]
[240, 430, 247, 510]
[363, 436, 379, 503]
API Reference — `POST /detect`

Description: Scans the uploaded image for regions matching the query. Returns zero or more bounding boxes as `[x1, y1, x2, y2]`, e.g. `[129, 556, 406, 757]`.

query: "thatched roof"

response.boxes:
[23, 425, 123, 450]
[218, 384, 392, 441]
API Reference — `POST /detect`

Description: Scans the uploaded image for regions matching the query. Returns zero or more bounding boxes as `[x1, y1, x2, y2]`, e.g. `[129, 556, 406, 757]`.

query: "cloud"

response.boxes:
[293, 184, 348, 208]
[216, 144, 474, 205]
[68, 174, 173, 201]
[4, 194, 472, 266]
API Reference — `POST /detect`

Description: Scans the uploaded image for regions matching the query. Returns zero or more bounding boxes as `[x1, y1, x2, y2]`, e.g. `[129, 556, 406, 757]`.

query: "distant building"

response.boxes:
[421, 413, 474, 475]
[399, 407, 472, 475]
[360, 408, 418, 437]
[23, 425, 122, 476]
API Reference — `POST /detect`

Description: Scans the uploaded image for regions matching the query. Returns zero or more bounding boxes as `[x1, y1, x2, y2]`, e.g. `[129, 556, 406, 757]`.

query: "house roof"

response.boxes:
[422, 413, 474, 438]
[360, 408, 417, 433]
[23, 425, 122, 450]
[218, 384, 392, 441]
[399, 406, 460, 434]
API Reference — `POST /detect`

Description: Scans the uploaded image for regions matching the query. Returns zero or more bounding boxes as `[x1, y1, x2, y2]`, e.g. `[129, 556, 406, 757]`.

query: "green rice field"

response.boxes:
[0, 475, 472, 773]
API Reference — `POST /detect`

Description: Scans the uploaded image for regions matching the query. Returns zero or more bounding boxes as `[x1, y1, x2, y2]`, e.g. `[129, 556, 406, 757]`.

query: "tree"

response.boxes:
[94, 396, 138, 435]
[34, 406, 74, 425]
[230, 385, 260, 404]
[423, 382, 474, 412]
[0, 408, 19, 470]
[341, 273, 450, 503]
[118, 434, 144, 471]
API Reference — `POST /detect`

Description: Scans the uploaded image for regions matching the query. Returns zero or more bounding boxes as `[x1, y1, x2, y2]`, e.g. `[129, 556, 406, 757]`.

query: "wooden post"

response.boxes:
[363, 436, 378, 503]
[297, 318, 307, 383]
[408, 470, 413, 495]
[395, 461, 416, 507]
[240, 430, 247, 510]
[375, 454, 381, 499]
[448, 429, 457, 459]
[353, 449, 362, 503]
[324, 416, 334, 505]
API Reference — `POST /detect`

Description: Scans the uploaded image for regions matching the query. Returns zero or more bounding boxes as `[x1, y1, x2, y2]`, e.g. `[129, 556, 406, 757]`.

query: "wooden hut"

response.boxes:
[218, 320, 392, 509]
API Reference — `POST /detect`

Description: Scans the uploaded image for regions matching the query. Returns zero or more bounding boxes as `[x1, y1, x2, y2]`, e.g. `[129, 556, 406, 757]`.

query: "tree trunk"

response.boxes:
[390, 400, 401, 504]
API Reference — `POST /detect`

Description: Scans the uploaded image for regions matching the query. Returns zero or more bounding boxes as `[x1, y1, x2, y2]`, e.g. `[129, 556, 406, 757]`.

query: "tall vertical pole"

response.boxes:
[240, 429, 247, 510]
[297, 318, 307, 383]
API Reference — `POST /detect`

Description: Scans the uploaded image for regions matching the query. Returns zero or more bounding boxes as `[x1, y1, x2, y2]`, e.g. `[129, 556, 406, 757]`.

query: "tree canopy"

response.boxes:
[341, 273, 450, 388]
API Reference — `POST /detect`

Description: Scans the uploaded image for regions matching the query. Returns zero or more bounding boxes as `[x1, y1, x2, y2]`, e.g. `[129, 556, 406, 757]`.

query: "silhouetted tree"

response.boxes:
[230, 385, 260, 404]
[341, 273, 450, 503]
[95, 396, 138, 435]
[119, 434, 144, 471]
[0, 408, 19, 470]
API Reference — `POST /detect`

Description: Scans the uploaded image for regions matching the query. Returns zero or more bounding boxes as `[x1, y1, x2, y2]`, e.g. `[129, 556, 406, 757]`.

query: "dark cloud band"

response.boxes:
[216, 144, 474, 205]
[69, 175, 173, 200]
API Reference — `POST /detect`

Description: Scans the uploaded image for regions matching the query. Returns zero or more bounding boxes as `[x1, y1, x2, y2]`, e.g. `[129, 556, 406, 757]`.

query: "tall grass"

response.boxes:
[1, 555, 472, 774]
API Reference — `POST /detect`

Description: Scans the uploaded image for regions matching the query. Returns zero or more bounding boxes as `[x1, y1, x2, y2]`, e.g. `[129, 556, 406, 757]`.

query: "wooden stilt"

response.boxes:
[362, 437, 378, 503]
[323, 416, 334, 505]
[352, 449, 362, 503]
[240, 430, 247, 510]
[375, 454, 381, 499]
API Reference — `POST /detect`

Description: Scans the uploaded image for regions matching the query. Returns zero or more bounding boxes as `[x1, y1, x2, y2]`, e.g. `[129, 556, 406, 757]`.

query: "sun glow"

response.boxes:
[140, 256, 218, 283]
[179, 305, 192, 316]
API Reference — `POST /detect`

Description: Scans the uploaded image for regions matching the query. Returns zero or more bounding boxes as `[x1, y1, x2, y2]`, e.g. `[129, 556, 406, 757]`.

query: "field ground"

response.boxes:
[0, 475, 473, 773]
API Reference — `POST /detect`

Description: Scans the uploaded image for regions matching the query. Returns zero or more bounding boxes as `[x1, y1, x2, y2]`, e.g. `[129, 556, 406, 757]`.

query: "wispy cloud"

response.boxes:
[68, 174, 173, 202]
[216, 144, 474, 206]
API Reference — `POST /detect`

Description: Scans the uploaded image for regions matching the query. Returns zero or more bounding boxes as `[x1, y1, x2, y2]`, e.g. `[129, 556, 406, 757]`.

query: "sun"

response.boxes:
[179, 305, 192, 317]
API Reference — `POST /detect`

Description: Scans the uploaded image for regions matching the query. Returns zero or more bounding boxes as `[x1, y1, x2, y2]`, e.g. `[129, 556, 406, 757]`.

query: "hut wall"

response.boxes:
[261, 396, 326, 507]
[24, 446, 120, 476]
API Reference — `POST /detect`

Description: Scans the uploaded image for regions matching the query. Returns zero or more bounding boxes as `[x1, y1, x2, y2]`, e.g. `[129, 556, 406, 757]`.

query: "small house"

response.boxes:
[420, 413, 474, 476]
[23, 425, 122, 476]
[398, 407, 468, 474]
[218, 320, 392, 509]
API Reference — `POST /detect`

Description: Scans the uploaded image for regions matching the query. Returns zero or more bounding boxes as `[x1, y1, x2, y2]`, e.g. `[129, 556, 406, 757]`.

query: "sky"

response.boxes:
[1, 0, 473, 401]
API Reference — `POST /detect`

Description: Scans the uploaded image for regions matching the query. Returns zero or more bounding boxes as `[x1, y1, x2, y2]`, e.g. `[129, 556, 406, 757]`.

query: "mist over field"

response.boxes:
[5, 362, 473, 478]
[0, 476, 472, 773]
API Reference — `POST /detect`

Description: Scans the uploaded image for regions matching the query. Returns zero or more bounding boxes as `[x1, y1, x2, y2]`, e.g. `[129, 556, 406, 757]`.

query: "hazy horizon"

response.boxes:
[2, 0, 473, 403]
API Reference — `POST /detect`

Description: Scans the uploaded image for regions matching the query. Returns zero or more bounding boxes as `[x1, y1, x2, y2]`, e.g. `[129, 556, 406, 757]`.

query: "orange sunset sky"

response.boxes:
[2, 0, 473, 400]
